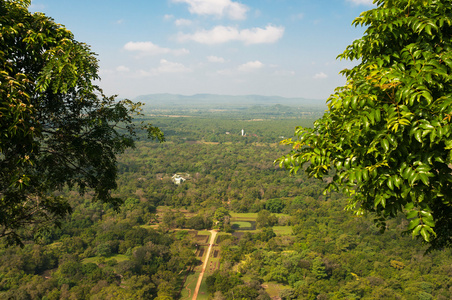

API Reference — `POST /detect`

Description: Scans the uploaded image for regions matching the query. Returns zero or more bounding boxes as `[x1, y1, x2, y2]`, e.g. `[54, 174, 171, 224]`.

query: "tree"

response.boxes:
[0, 0, 163, 245]
[255, 227, 276, 242]
[265, 198, 284, 213]
[213, 207, 230, 230]
[256, 209, 278, 228]
[278, 0, 452, 249]
[311, 257, 327, 279]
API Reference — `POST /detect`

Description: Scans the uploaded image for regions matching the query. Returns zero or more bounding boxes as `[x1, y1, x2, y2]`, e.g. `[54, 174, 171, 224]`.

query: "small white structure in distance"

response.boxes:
[172, 174, 186, 185]
[241, 129, 245, 136]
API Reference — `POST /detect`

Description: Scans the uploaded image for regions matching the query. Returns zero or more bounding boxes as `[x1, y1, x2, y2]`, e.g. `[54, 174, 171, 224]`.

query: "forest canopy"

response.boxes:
[278, 0, 452, 250]
[0, 0, 163, 245]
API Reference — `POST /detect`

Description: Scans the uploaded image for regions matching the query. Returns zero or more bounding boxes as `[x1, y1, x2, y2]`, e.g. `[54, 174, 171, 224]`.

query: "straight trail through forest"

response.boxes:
[192, 230, 217, 300]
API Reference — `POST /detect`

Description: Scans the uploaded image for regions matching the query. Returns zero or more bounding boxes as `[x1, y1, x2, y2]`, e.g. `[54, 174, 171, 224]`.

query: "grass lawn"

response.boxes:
[180, 271, 199, 299]
[181, 252, 215, 299]
[197, 230, 211, 236]
[230, 212, 258, 220]
[81, 257, 99, 264]
[140, 224, 159, 230]
[230, 212, 289, 221]
[231, 221, 253, 229]
[197, 277, 210, 300]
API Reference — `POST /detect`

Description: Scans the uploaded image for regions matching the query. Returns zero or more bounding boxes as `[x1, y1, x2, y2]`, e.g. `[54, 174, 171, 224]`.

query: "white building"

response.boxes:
[172, 174, 186, 185]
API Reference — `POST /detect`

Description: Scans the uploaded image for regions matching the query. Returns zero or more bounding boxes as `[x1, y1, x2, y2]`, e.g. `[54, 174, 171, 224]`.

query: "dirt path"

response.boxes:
[192, 230, 217, 300]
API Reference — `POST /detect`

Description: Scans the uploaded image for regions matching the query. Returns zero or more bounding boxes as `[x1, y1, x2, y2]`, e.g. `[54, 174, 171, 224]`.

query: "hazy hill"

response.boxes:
[134, 93, 326, 110]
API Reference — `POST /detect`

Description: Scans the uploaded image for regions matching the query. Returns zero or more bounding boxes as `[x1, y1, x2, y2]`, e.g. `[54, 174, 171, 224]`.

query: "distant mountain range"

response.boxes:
[133, 93, 326, 109]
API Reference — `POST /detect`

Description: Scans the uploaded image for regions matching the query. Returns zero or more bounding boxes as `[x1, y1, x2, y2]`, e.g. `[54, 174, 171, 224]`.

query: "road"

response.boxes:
[192, 229, 217, 300]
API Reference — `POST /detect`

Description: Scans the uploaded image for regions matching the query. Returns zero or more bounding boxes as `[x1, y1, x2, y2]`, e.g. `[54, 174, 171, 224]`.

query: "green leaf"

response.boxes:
[420, 226, 431, 242]
[422, 217, 435, 228]
[414, 130, 423, 143]
[406, 210, 418, 219]
[279, 1, 452, 250]
[409, 173, 420, 186]
[374, 196, 382, 207]
[374, 109, 381, 122]
[381, 139, 390, 153]
[419, 210, 433, 219]
[418, 173, 429, 185]
[409, 218, 421, 230]
[362, 169, 369, 181]
[351, 96, 358, 110]
[412, 224, 422, 237]
[392, 175, 402, 188]
[401, 167, 411, 180]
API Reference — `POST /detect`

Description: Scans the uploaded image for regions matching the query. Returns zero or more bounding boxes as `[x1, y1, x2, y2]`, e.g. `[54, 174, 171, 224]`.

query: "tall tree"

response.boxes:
[0, 0, 163, 245]
[214, 207, 231, 230]
[278, 0, 452, 250]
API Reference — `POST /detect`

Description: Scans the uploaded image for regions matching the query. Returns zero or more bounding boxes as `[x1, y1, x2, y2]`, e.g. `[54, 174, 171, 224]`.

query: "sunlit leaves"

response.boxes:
[277, 0, 452, 249]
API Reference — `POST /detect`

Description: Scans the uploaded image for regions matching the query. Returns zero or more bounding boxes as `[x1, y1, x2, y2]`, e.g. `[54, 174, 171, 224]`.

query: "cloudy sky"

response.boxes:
[30, 0, 376, 100]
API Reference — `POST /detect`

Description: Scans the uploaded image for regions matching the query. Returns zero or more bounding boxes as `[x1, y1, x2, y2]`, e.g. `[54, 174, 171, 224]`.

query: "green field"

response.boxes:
[180, 271, 199, 299]
[230, 212, 292, 236]
[196, 278, 210, 300]
[197, 230, 212, 236]
[231, 221, 253, 229]
[230, 212, 289, 220]
[230, 212, 258, 220]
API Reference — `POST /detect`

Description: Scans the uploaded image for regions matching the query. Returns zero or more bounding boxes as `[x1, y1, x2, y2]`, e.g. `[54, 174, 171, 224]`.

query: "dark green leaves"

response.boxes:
[0, 0, 163, 245]
[278, 0, 452, 249]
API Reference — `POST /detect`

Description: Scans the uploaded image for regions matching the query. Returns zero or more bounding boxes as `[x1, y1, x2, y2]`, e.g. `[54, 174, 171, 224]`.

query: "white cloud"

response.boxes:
[164, 14, 174, 20]
[313, 72, 328, 79]
[172, 0, 248, 20]
[124, 41, 189, 56]
[207, 55, 225, 63]
[153, 59, 192, 74]
[116, 65, 130, 72]
[175, 18, 193, 26]
[177, 25, 284, 45]
[240, 26, 284, 44]
[347, 0, 375, 5]
[238, 61, 264, 72]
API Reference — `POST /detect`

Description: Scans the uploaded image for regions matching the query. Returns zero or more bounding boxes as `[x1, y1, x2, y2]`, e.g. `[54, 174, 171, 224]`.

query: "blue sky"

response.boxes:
[30, 0, 376, 100]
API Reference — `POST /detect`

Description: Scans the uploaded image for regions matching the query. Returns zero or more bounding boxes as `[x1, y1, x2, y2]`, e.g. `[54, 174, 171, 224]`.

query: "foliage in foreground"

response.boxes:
[0, 0, 163, 245]
[278, 0, 452, 249]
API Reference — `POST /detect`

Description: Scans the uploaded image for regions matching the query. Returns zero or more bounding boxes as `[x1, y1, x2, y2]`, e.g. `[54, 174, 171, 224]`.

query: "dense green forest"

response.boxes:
[4, 0, 452, 298]
[1, 107, 452, 299]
